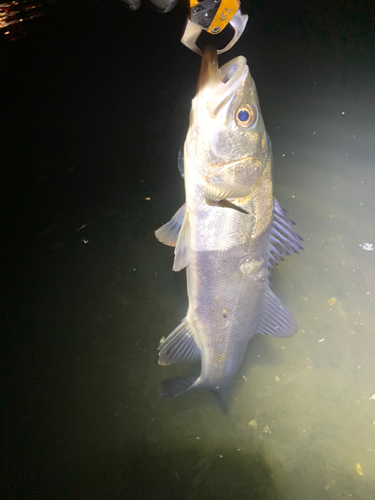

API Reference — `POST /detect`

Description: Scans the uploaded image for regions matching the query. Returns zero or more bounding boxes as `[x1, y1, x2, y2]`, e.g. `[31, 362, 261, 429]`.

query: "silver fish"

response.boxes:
[155, 47, 303, 412]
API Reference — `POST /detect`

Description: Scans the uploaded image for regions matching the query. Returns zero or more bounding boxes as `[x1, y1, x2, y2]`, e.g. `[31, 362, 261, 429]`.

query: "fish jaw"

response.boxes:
[188, 47, 268, 182]
[196, 46, 248, 110]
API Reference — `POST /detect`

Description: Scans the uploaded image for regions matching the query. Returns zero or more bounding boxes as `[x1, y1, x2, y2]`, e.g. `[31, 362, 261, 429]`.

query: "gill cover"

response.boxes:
[191, 47, 267, 211]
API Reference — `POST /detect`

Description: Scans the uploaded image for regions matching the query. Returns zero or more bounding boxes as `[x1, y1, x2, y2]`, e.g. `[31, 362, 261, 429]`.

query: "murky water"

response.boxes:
[4, 1, 375, 498]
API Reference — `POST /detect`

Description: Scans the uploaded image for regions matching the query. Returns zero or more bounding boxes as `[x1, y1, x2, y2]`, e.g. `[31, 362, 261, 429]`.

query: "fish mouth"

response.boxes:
[197, 46, 248, 114]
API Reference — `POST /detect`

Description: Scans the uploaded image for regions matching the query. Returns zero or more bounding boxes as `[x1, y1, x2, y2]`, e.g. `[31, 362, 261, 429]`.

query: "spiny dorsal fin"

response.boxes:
[268, 198, 303, 273]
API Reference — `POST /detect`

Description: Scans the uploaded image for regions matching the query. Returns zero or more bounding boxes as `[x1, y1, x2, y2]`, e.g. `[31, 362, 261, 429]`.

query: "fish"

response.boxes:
[155, 47, 303, 412]
[119, 0, 141, 11]
[147, 0, 177, 13]
[118, 0, 177, 12]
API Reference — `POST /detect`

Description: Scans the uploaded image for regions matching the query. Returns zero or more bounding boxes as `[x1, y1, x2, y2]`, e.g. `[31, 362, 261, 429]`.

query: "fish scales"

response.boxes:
[186, 161, 272, 384]
[155, 47, 303, 412]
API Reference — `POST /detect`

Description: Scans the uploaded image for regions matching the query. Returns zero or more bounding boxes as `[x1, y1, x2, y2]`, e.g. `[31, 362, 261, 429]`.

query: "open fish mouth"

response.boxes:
[197, 46, 249, 110]
[191, 46, 252, 170]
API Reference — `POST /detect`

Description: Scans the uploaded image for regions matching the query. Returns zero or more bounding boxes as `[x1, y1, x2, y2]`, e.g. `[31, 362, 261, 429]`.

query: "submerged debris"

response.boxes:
[327, 297, 336, 307]
[76, 223, 92, 232]
[355, 463, 363, 476]
[359, 242, 374, 251]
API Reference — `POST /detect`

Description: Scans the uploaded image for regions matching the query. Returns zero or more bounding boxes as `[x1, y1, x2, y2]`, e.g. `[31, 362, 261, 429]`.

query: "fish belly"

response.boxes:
[186, 200, 270, 390]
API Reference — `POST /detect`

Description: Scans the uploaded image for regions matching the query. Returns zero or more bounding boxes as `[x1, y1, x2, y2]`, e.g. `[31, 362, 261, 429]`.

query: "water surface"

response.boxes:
[3, 1, 375, 498]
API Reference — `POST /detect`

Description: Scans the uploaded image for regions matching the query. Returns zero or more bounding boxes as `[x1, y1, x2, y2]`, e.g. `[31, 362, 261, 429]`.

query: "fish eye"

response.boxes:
[236, 104, 257, 128]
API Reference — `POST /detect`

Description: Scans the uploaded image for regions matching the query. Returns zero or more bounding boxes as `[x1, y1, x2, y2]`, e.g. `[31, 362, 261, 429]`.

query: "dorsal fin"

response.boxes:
[268, 198, 303, 273]
[257, 287, 298, 338]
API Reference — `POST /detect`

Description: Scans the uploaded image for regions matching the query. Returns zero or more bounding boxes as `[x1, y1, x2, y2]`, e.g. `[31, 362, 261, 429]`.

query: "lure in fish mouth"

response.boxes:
[155, 47, 303, 413]
[188, 46, 269, 214]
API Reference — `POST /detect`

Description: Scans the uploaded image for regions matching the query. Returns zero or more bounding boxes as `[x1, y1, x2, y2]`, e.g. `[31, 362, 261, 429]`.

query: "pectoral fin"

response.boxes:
[204, 182, 252, 214]
[204, 182, 252, 203]
[257, 288, 298, 338]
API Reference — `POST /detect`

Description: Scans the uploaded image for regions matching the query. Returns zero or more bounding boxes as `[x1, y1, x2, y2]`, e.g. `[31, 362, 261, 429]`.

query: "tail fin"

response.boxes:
[158, 375, 198, 399]
[159, 376, 231, 414]
[212, 386, 231, 414]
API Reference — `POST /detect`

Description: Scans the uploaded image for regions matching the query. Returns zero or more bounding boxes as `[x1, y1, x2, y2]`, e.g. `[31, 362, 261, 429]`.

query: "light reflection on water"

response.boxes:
[0, 0, 43, 39]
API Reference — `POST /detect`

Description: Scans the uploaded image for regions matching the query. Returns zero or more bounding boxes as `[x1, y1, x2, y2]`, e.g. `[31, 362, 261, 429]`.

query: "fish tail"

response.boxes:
[211, 386, 231, 414]
[159, 375, 231, 414]
[158, 375, 198, 399]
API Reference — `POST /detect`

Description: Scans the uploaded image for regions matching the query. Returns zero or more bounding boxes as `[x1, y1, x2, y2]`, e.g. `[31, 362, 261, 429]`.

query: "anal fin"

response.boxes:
[158, 319, 200, 366]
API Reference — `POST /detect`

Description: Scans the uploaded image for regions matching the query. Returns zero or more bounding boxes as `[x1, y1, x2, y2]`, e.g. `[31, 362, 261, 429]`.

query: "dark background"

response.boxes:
[2, 0, 375, 498]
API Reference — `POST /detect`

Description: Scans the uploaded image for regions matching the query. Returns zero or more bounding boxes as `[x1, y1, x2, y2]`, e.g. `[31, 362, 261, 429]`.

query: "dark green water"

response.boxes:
[3, 1, 375, 498]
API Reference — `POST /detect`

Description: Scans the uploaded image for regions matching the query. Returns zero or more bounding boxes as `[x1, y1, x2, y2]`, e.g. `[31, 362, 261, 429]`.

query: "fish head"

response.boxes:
[188, 46, 270, 185]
